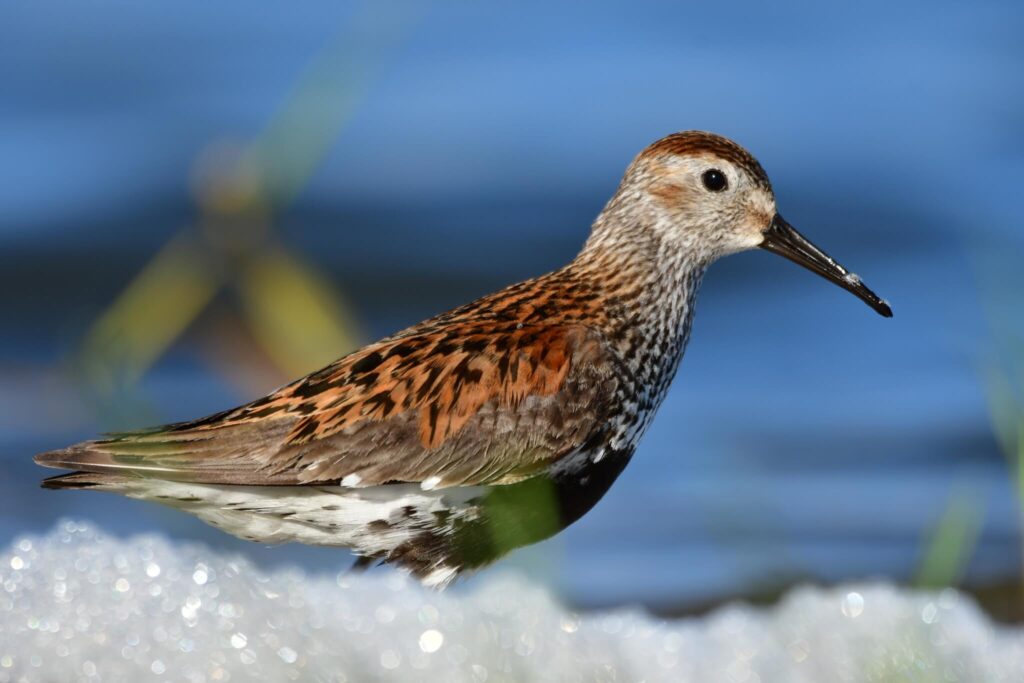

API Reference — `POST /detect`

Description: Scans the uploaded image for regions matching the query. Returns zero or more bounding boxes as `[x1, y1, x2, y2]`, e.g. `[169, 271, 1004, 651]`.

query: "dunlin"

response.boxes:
[36, 131, 891, 586]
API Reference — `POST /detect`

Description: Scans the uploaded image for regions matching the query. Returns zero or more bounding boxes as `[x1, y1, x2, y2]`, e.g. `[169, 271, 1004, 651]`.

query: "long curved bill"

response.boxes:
[760, 214, 893, 318]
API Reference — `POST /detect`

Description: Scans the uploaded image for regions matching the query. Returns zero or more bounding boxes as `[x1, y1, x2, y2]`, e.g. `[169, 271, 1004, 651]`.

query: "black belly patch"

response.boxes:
[382, 449, 633, 579]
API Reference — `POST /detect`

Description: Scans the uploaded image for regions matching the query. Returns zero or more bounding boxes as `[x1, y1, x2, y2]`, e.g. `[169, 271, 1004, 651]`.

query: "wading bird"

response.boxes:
[36, 131, 891, 587]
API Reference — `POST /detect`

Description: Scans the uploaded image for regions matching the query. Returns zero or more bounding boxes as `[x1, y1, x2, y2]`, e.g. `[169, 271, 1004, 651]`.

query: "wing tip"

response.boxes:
[33, 446, 81, 470]
[40, 472, 125, 490]
[34, 443, 125, 474]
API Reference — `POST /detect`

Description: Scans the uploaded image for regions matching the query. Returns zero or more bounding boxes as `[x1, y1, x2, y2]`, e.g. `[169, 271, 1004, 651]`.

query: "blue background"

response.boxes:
[2, 1, 1022, 610]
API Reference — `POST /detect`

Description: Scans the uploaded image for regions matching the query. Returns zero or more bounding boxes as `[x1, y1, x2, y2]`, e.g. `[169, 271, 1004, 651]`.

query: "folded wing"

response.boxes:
[36, 322, 619, 488]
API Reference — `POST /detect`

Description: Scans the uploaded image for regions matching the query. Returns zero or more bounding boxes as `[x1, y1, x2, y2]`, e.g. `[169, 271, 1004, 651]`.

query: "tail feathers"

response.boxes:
[34, 444, 169, 475]
[32, 420, 297, 485]
[41, 471, 136, 490]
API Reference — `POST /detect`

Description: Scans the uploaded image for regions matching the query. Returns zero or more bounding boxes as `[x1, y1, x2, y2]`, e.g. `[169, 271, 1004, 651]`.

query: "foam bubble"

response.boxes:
[0, 521, 1020, 681]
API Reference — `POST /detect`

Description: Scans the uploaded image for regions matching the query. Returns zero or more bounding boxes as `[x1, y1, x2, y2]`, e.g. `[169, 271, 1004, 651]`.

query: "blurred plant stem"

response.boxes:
[914, 487, 983, 588]
[238, 248, 362, 378]
[73, 2, 418, 425]
[911, 244, 1023, 596]
[79, 236, 221, 391]
[974, 243, 1024, 610]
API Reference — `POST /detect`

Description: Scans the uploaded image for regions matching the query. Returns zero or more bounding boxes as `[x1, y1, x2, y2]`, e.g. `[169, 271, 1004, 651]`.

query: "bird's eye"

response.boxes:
[701, 169, 728, 192]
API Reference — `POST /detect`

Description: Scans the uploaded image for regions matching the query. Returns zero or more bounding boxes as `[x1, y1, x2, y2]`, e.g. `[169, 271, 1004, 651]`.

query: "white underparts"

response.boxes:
[421, 565, 458, 588]
[104, 478, 484, 582]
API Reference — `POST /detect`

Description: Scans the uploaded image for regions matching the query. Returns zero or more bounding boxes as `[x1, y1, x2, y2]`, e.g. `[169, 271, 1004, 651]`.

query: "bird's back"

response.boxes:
[34, 265, 655, 584]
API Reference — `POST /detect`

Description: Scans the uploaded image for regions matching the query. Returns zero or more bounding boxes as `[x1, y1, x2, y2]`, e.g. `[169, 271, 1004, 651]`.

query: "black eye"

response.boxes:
[701, 169, 728, 192]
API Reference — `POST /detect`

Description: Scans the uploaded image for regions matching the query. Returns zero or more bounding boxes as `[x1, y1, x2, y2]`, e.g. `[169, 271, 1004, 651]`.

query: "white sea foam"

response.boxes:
[1, 521, 1021, 682]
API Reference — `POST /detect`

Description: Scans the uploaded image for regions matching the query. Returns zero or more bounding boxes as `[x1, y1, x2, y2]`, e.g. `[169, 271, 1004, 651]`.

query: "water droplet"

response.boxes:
[146, 563, 161, 578]
[114, 578, 130, 593]
[380, 649, 400, 669]
[277, 646, 298, 664]
[515, 633, 536, 657]
[787, 639, 810, 663]
[9, 557, 23, 571]
[419, 629, 444, 653]
[601, 615, 623, 634]
[841, 591, 864, 618]
[151, 659, 166, 675]
[230, 632, 247, 649]
[417, 604, 439, 626]
[921, 602, 939, 624]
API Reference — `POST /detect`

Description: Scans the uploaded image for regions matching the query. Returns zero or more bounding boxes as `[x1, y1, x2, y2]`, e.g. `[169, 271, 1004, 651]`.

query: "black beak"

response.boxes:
[760, 214, 892, 318]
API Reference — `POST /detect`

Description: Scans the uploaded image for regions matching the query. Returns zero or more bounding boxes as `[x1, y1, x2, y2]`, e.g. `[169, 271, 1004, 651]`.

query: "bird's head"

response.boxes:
[594, 130, 892, 317]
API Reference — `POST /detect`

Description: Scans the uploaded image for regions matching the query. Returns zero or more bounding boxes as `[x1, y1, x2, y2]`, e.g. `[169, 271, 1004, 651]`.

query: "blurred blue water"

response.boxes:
[1, 1, 1022, 608]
